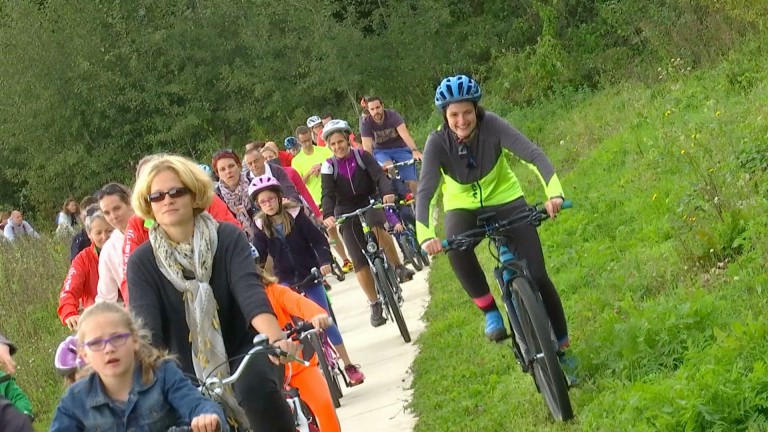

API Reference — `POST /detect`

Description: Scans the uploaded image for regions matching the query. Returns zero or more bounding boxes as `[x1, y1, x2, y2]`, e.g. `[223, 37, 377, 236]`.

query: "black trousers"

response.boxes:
[230, 347, 294, 432]
[444, 198, 569, 343]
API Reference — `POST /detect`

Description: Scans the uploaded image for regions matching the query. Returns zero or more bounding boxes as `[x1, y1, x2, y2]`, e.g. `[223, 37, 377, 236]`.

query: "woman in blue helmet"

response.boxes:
[416, 75, 574, 370]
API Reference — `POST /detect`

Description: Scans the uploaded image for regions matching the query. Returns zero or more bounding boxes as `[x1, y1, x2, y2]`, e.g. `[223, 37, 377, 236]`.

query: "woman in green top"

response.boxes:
[417, 75, 570, 354]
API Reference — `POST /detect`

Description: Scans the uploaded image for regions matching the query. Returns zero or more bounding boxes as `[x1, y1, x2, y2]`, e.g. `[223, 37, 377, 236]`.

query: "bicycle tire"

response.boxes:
[512, 277, 573, 421]
[398, 233, 423, 271]
[308, 332, 342, 408]
[374, 258, 411, 343]
[331, 257, 346, 281]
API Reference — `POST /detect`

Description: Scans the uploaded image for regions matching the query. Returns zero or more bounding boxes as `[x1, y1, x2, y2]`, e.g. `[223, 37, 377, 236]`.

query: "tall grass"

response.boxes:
[0, 237, 72, 430]
[409, 39, 768, 431]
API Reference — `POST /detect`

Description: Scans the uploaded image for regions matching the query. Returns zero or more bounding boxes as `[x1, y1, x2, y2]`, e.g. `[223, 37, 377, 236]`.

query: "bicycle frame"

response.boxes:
[336, 201, 390, 294]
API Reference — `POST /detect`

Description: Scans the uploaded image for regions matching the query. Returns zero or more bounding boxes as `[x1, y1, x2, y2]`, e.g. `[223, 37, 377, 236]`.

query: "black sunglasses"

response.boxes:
[458, 144, 477, 169]
[95, 183, 130, 201]
[213, 149, 235, 158]
[147, 187, 190, 203]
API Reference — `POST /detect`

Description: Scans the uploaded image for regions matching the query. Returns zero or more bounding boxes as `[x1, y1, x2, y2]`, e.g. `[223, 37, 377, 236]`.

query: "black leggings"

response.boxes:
[231, 346, 294, 432]
[444, 198, 569, 344]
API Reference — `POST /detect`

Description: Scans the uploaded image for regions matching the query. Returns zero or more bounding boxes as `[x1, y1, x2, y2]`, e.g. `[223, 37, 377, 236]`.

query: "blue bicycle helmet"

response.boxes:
[284, 136, 298, 150]
[434, 74, 482, 109]
[197, 163, 213, 178]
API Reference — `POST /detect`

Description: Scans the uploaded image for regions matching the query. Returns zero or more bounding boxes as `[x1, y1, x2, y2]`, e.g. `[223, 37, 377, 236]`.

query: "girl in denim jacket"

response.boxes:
[50, 302, 227, 432]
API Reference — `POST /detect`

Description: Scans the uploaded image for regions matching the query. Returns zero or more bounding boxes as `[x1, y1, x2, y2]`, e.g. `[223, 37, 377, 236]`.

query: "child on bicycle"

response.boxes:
[50, 302, 228, 432]
[249, 175, 365, 386]
[382, 165, 415, 234]
[260, 268, 341, 432]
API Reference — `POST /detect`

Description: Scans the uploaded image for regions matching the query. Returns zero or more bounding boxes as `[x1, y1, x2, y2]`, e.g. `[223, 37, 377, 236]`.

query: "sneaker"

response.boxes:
[484, 310, 507, 342]
[558, 351, 579, 388]
[396, 265, 415, 283]
[344, 364, 365, 386]
[341, 260, 354, 273]
[370, 301, 386, 327]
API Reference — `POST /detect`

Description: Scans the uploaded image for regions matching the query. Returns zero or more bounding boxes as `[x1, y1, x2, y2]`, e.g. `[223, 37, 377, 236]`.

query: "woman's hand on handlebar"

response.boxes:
[421, 238, 443, 256]
[382, 194, 396, 204]
[190, 413, 221, 432]
[544, 197, 564, 219]
[310, 314, 332, 330]
[270, 337, 301, 365]
[320, 264, 332, 276]
[323, 216, 336, 229]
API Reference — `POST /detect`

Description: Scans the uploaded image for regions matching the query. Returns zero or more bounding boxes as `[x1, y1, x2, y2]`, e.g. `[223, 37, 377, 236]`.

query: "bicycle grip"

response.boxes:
[562, 200, 573, 209]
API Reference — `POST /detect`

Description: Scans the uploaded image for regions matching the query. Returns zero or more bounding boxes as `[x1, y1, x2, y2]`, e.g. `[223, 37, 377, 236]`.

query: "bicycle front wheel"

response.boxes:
[308, 332, 342, 408]
[398, 233, 422, 271]
[374, 258, 411, 343]
[512, 277, 573, 421]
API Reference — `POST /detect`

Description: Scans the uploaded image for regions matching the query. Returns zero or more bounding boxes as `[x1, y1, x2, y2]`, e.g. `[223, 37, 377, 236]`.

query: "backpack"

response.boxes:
[329, 149, 367, 180]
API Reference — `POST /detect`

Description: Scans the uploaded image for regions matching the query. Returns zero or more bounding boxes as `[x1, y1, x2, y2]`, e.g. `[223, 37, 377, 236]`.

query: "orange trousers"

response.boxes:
[288, 366, 340, 432]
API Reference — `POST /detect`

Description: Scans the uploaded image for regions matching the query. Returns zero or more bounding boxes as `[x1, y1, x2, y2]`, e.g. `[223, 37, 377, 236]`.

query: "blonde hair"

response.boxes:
[77, 302, 175, 386]
[131, 154, 214, 220]
[254, 200, 300, 238]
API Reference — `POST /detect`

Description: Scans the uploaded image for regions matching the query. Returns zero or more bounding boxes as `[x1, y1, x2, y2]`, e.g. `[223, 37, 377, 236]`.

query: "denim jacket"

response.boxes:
[50, 360, 229, 432]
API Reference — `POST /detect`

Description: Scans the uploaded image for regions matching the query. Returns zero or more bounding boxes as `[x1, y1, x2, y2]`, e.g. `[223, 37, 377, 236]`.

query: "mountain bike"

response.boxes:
[336, 200, 411, 343]
[290, 270, 346, 408]
[441, 201, 574, 421]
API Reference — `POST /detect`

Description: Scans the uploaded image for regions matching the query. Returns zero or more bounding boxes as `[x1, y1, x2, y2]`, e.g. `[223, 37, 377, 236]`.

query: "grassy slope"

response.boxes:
[410, 40, 768, 431]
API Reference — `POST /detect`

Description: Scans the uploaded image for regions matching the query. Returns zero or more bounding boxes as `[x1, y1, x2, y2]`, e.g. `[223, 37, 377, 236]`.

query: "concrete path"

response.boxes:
[325, 264, 430, 432]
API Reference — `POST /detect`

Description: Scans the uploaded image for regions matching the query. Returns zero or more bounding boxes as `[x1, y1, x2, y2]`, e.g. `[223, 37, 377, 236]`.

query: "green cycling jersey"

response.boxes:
[415, 111, 563, 242]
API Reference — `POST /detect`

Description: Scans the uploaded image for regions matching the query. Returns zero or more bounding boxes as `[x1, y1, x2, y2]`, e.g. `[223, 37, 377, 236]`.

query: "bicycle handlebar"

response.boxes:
[440, 200, 573, 250]
[291, 267, 323, 290]
[335, 200, 396, 225]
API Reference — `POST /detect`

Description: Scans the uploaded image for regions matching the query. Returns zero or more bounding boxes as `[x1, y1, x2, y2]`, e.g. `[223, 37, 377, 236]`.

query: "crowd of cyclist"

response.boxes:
[0, 74, 574, 431]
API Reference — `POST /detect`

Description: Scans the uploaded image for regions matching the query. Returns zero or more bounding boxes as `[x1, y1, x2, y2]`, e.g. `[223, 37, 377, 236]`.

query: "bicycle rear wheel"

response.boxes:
[374, 258, 411, 343]
[512, 277, 573, 421]
[308, 332, 342, 408]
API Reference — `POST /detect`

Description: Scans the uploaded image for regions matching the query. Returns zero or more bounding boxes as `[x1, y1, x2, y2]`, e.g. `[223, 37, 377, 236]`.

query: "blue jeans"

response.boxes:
[373, 147, 417, 181]
[299, 282, 344, 346]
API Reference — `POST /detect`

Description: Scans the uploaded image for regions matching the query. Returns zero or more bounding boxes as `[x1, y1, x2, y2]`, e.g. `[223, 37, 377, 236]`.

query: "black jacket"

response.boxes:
[320, 149, 393, 219]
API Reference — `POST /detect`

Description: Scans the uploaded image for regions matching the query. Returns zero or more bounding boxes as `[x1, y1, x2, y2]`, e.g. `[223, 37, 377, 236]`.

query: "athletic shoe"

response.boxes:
[370, 301, 386, 327]
[341, 260, 354, 273]
[558, 351, 580, 388]
[484, 310, 507, 341]
[344, 364, 365, 386]
[396, 265, 415, 283]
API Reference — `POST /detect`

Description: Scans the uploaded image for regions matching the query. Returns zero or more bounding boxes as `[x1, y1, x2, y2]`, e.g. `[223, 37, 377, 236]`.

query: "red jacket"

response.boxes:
[58, 245, 99, 324]
[278, 150, 294, 168]
[120, 195, 242, 306]
[283, 165, 321, 218]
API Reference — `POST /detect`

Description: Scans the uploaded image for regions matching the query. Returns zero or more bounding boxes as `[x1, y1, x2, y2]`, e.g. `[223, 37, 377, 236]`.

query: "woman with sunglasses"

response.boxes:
[213, 149, 259, 243]
[127, 154, 299, 431]
[417, 75, 571, 354]
[94, 183, 134, 304]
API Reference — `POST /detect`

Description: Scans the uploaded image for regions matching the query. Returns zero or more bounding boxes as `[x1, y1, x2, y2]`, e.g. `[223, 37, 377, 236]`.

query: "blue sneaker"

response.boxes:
[484, 310, 507, 341]
[558, 351, 579, 387]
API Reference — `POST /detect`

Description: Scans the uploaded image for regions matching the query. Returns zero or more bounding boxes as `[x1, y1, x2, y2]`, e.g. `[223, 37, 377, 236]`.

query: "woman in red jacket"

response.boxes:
[57, 206, 114, 329]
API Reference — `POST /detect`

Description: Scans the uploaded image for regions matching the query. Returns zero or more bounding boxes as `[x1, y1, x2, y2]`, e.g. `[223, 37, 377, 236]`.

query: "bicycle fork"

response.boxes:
[493, 241, 532, 371]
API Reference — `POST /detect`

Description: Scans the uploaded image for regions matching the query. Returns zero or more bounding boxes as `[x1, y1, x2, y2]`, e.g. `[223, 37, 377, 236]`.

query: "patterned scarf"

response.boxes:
[149, 212, 249, 428]
[217, 174, 256, 240]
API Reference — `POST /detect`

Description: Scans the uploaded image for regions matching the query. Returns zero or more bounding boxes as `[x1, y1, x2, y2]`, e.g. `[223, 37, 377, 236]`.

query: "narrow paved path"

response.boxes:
[325, 264, 430, 432]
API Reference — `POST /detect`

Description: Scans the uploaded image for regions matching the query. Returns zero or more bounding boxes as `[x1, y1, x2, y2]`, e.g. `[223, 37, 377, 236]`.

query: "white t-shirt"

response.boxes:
[95, 229, 125, 303]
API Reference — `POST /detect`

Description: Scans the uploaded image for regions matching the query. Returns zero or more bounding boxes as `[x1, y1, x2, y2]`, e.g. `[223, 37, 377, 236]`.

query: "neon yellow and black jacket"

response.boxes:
[415, 111, 564, 243]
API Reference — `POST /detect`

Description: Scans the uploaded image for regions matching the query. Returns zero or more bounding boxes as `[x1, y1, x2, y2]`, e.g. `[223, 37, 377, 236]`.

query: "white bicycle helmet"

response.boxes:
[321, 119, 352, 142]
[306, 116, 323, 128]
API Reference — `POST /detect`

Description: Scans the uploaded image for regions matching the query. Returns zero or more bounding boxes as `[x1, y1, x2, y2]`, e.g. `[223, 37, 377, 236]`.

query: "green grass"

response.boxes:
[409, 40, 768, 431]
[1, 37, 767, 432]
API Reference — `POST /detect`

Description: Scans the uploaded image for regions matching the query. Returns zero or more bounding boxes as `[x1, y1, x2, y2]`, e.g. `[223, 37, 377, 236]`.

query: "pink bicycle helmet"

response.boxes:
[248, 175, 283, 200]
[54, 335, 85, 376]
